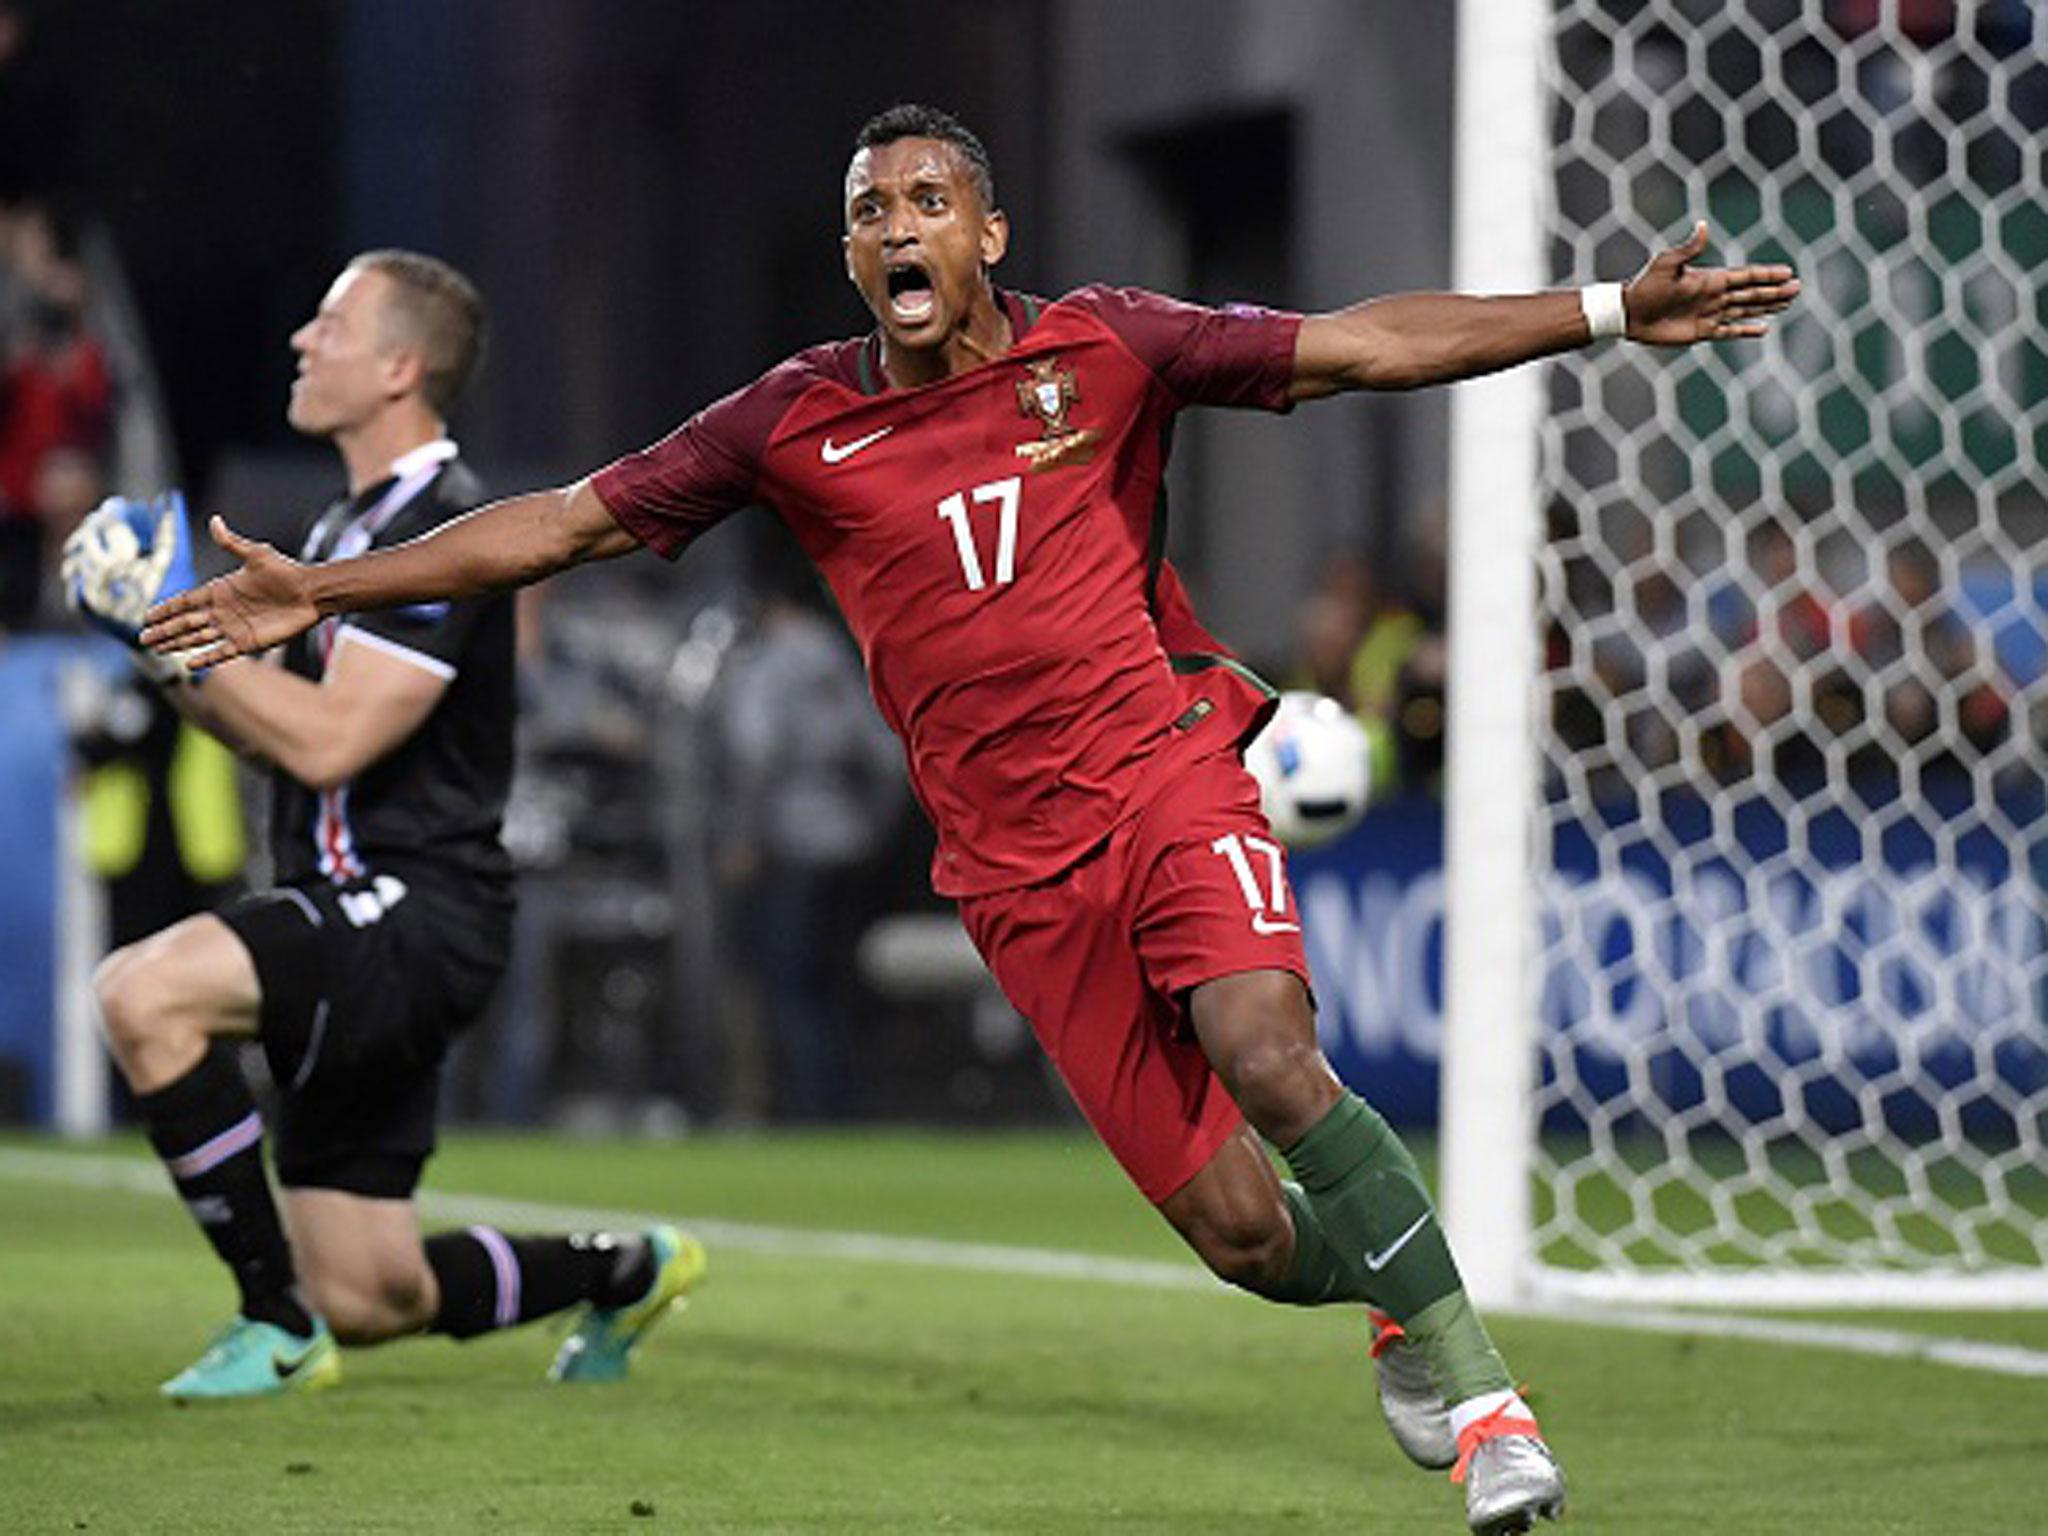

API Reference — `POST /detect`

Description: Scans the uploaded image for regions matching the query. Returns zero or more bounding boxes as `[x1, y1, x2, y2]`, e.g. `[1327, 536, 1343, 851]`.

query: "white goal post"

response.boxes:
[1444, 0, 2048, 1309]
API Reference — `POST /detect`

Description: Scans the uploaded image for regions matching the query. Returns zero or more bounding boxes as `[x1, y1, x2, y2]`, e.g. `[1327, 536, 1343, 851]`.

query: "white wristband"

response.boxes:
[1580, 281, 1627, 341]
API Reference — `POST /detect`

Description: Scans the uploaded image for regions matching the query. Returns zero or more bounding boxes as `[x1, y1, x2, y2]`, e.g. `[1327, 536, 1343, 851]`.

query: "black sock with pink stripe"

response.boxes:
[138, 1045, 313, 1336]
[424, 1228, 656, 1339]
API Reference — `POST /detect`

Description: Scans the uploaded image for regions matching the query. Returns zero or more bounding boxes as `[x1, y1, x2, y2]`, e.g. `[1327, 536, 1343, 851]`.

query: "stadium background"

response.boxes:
[4, 4, 2047, 1531]
[0, 0, 1470, 1134]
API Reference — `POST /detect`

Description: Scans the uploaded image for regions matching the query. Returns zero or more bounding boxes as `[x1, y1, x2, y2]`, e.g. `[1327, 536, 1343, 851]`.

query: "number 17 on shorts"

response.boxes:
[1210, 831, 1301, 937]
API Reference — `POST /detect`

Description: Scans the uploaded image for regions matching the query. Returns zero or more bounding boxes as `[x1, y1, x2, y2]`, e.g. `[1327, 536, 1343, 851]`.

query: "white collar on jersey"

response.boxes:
[387, 437, 459, 481]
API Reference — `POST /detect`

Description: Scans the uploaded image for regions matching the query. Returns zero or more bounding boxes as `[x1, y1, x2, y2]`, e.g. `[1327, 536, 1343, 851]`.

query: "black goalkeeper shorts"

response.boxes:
[217, 873, 506, 1198]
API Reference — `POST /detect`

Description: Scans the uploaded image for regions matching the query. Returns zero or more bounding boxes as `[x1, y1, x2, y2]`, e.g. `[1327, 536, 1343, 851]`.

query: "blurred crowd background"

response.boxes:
[0, 0, 1467, 1135]
[1, 0, 2038, 1132]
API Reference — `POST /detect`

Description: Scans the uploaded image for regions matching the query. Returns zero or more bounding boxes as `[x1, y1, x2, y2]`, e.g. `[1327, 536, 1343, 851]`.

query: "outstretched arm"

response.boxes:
[1290, 222, 1799, 399]
[141, 477, 635, 669]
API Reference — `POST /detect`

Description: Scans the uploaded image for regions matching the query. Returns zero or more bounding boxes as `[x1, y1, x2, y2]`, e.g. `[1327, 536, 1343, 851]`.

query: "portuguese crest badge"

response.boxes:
[1014, 356, 1099, 470]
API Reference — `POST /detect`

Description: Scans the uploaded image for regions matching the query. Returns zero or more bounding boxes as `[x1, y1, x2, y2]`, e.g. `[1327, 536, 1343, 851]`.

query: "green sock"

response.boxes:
[1268, 1181, 1373, 1305]
[1283, 1093, 1512, 1403]
[1402, 1291, 1513, 1405]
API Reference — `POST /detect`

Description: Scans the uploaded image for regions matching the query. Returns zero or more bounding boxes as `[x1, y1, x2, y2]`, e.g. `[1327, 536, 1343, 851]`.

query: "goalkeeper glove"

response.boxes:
[61, 490, 203, 686]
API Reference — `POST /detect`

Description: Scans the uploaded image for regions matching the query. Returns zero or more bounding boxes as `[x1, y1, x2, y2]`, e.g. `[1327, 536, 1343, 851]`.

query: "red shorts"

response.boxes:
[957, 749, 1312, 1204]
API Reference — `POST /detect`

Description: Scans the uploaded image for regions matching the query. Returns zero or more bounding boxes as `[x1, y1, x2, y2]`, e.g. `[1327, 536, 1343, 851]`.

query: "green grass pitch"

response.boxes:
[2, 1130, 2044, 1533]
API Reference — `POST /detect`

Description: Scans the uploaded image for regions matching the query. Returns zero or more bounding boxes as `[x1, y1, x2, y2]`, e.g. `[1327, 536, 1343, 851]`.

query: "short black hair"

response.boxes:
[349, 249, 487, 416]
[852, 104, 997, 211]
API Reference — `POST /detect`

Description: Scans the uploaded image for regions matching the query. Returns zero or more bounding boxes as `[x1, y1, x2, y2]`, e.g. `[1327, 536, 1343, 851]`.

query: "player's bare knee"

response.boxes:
[378, 1269, 436, 1333]
[97, 960, 215, 1093]
[93, 946, 137, 1035]
[319, 1296, 391, 1347]
[1193, 973, 1335, 1140]
[313, 1271, 433, 1345]
[1221, 1034, 1333, 1141]
[94, 945, 173, 1061]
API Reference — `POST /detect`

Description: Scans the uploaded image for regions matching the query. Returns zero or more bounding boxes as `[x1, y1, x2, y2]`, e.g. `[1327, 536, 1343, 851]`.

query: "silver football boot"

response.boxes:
[1367, 1308, 1457, 1469]
[1458, 1416, 1567, 1535]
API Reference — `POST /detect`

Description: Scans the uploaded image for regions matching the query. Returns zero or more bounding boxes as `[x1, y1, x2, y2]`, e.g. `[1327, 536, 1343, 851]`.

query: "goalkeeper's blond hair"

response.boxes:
[349, 249, 486, 417]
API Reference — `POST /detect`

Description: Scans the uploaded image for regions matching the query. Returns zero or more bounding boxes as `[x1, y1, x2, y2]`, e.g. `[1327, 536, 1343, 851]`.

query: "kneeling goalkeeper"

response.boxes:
[67, 250, 703, 1398]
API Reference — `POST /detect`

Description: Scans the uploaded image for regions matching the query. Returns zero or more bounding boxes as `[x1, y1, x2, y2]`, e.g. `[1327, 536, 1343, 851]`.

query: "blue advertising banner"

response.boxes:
[1291, 800, 1448, 1125]
[1293, 779, 2047, 1131]
[0, 640, 73, 1122]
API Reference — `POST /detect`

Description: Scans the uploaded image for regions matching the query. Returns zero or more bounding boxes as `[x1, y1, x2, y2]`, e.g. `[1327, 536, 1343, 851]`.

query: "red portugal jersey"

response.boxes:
[592, 285, 1302, 896]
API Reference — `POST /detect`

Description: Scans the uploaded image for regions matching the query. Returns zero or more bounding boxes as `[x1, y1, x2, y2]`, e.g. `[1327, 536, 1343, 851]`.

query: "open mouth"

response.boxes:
[885, 263, 936, 325]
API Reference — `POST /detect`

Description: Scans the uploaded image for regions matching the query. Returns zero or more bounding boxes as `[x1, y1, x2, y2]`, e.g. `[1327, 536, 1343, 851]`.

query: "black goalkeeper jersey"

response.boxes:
[268, 441, 515, 923]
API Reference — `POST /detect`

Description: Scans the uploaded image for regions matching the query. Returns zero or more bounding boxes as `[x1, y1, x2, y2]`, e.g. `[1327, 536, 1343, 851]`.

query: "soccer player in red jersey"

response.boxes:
[145, 105, 1797, 1532]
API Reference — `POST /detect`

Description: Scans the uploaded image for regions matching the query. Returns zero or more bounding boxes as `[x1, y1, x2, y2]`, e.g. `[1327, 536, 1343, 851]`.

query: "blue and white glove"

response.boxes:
[61, 491, 202, 685]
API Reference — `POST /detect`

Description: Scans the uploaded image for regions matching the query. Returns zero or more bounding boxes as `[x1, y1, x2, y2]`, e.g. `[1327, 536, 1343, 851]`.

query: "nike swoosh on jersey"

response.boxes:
[1362, 1212, 1432, 1271]
[820, 426, 894, 464]
[1250, 913, 1302, 936]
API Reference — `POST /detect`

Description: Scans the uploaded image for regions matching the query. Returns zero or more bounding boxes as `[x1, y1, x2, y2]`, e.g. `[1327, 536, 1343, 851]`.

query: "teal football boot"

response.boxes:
[160, 1317, 341, 1400]
[548, 1225, 706, 1383]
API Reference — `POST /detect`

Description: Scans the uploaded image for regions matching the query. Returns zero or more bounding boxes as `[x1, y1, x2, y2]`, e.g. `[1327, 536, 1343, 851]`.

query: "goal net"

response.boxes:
[1444, 0, 2048, 1307]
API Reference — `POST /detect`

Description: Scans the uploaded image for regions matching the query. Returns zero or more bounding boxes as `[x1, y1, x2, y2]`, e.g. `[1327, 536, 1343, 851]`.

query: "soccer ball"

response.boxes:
[1244, 691, 1373, 848]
